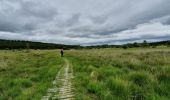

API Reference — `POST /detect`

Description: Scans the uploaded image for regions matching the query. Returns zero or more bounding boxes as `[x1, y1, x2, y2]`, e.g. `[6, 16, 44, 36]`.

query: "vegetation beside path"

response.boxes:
[0, 50, 64, 100]
[42, 58, 74, 100]
[66, 48, 170, 100]
[1, 47, 170, 100]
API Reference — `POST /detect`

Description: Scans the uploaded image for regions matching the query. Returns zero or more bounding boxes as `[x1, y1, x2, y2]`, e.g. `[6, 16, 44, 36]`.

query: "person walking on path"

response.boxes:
[60, 49, 64, 57]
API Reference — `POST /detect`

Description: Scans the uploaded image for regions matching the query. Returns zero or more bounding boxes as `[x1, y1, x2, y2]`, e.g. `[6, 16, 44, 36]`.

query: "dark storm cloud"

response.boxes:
[56, 13, 80, 28]
[161, 16, 170, 25]
[0, 0, 58, 33]
[84, 35, 170, 46]
[96, 27, 130, 36]
[89, 15, 108, 24]
[0, 0, 170, 45]
[68, 0, 170, 38]
[18, 1, 58, 19]
[117, 35, 170, 43]
[68, 27, 128, 38]
[164, 19, 170, 25]
[0, 21, 19, 32]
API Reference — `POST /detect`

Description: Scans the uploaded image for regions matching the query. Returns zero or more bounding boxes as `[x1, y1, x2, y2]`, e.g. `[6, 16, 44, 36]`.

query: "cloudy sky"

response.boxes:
[0, 0, 170, 45]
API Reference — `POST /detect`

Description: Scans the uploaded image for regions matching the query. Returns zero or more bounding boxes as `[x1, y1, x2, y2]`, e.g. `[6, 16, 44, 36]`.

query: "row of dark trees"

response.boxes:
[0, 39, 81, 50]
[0, 39, 169, 50]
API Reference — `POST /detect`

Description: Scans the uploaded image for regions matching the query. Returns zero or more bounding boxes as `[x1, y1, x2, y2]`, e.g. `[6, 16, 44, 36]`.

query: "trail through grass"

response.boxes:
[1, 48, 170, 100]
[42, 58, 74, 100]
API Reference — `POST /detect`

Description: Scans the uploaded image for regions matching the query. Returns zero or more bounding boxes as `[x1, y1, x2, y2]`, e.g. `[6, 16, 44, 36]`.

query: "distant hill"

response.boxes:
[0, 39, 81, 49]
[0, 39, 169, 49]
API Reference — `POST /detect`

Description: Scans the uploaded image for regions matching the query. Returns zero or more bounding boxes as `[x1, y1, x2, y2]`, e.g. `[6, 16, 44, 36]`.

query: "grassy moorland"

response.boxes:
[66, 48, 170, 100]
[0, 48, 170, 100]
[0, 50, 63, 100]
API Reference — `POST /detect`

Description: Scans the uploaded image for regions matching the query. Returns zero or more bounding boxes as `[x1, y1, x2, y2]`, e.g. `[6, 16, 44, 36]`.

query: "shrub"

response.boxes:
[128, 72, 151, 87]
[87, 81, 108, 99]
[122, 45, 128, 49]
[157, 66, 170, 82]
[9, 79, 33, 88]
[21, 79, 33, 88]
[107, 78, 129, 99]
[128, 72, 155, 100]
[87, 81, 101, 94]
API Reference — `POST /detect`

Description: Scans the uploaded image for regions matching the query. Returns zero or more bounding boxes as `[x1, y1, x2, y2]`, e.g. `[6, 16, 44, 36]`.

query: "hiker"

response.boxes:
[60, 49, 64, 57]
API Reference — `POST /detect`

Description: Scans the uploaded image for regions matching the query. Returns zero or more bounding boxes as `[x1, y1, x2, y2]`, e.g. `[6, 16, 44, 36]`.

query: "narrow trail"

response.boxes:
[41, 59, 74, 100]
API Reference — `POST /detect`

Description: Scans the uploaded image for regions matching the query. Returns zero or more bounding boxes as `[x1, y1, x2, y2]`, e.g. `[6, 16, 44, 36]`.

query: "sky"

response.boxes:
[0, 0, 170, 45]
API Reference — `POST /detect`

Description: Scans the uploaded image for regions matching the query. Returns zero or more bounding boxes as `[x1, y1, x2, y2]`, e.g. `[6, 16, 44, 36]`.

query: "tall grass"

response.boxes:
[0, 50, 63, 100]
[66, 48, 170, 100]
[1, 48, 169, 100]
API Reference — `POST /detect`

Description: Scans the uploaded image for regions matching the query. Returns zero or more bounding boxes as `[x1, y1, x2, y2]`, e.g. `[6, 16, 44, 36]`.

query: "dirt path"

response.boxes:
[41, 59, 74, 100]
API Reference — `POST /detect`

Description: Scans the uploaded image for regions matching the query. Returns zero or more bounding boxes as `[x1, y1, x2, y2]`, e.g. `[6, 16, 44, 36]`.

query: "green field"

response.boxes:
[0, 48, 170, 100]
[0, 50, 64, 100]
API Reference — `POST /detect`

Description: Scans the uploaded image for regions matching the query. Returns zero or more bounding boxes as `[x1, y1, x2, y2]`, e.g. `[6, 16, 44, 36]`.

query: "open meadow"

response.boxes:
[66, 48, 170, 100]
[0, 50, 64, 100]
[0, 48, 170, 100]
[1, 0, 170, 100]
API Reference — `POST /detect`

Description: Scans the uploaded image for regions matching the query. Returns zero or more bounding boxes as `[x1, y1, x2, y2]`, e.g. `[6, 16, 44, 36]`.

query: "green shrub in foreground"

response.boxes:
[107, 78, 129, 99]
[128, 72, 155, 100]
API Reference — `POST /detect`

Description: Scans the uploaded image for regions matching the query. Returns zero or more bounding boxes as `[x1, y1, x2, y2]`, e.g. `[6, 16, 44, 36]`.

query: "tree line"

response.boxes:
[0, 39, 81, 50]
[0, 39, 169, 50]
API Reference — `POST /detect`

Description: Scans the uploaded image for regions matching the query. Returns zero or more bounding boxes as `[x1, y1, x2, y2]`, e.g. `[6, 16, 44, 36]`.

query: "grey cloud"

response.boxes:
[164, 19, 170, 25]
[0, 0, 58, 33]
[0, 21, 20, 32]
[119, 35, 170, 43]
[69, 0, 170, 37]
[69, 25, 94, 33]
[151, 15, 170, 25]
[69, 24, 133, 37]
[84, 35, 170, 46]
[56, 13, 80, 28]
[66, 34, 91, 38]
[96, 27, 130, 36]
[0, 0, 170, 45]
[89, 15, 108, 24]
[162, 17, 170, 25]
[23, 23, 36, 31]
[19, 1, 58, 19]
